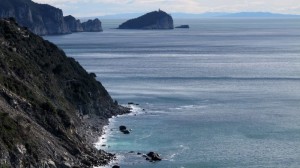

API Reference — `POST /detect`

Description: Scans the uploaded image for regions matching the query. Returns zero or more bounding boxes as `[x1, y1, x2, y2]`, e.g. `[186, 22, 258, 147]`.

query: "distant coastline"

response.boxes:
[83, 12, 300, 20]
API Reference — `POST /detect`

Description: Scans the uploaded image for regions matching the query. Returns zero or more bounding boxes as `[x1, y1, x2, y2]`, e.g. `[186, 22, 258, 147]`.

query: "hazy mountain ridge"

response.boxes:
[93, 12, 300, 19]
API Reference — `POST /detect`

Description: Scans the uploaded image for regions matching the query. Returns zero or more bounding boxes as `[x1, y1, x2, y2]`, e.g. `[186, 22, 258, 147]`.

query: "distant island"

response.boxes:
[0, 0, 103, 35]
[175, 25, 190, 29]
[118, 10, 174, 30]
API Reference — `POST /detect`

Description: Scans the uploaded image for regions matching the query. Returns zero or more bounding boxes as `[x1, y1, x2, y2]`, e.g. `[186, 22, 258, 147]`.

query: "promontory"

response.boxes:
[0, 0, 103, 35]
[0, 18, 128, 168]
[118, 10, 174, 30]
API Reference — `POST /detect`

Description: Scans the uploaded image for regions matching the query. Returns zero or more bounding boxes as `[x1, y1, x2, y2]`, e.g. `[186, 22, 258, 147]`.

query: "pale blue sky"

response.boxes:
[33, 0, 300, 17]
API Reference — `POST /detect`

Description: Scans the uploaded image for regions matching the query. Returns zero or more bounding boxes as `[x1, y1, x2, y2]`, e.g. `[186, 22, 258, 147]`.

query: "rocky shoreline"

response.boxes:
[94, 104, 163, 168]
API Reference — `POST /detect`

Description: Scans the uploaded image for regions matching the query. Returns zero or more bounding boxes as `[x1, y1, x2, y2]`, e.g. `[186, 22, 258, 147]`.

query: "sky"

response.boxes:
[32, 0, 300, 17]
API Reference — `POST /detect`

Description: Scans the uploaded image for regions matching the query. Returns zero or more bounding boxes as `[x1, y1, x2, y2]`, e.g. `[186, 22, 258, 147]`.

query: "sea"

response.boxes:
[44, 18, 300, 168]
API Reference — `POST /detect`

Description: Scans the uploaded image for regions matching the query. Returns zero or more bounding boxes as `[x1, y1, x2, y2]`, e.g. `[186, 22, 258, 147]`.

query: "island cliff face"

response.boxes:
[118, 10, 174, 29]
[64, 15, 83, 32]
[82, 19, 103, 32]
[0, 0, 103, 35]
[0, 18, 129, 168]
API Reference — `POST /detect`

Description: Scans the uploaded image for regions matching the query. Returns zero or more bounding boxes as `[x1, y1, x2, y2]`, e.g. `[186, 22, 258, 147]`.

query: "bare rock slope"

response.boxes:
[0, 18, 128, 168]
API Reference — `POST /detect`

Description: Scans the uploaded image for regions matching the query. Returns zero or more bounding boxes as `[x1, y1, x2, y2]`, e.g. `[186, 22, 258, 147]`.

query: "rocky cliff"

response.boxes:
[82, 19, 103, 32]
[0, 0, 70, 35]
[0, 18, 129, 168]
[118, 10, 174, 29]
[64, 15, 83, 32]
[0, 0, 103, 35]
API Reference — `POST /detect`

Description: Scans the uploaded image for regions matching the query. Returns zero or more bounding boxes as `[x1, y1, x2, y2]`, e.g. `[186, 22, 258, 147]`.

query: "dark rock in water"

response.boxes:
[64, 15, 83, 32]
[137, 152, 142, 155]
[112, 165, 120, 168]
[119, 125, 130, 134]
[119, 125, 127, 131]
[118, 10, 174, 30]
[129, 151, 135, 153]
[175, 25, 190, 28]
[128, 102, 134, 105]
[82, 19, 103, 32]
[146, 152, 162, 161]
[122, 130, 130, 134]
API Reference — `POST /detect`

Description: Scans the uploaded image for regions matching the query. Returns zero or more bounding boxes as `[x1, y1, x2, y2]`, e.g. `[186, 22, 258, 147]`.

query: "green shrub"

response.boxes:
[0, 112, 20, 149]
[40, 102, 56, 113]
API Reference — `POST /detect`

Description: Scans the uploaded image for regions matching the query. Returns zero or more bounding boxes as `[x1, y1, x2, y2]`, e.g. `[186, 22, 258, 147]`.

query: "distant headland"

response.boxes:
[0, 0, 103, 35]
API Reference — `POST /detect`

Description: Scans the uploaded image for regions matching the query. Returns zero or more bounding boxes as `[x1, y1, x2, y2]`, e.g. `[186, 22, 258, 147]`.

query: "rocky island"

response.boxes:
[175, 25, 190, 28]
[118, 10, 174, 30]
[0, 0, 103, 35]
[0, 18, 129, 168]
[82, 19, 103, 32]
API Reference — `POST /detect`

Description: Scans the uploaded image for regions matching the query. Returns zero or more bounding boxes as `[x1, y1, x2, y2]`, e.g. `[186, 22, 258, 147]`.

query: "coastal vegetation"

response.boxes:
[0, 18, 128, 167]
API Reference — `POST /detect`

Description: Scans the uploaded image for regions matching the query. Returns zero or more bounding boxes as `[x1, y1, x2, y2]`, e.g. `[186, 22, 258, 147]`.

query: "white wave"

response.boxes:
[171, 104, 207, 110]
[94, 104, 145, 150]
[165, 144, 190, 162]
[126, 104, 145, 116]
[138, 131, 153, 140]
[94, 125, 110, 150]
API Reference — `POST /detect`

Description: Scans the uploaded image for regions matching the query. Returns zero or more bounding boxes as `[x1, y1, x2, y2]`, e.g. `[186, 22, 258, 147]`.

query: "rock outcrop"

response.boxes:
[118, 10, 174, 30]
[0, 0, 103, 35]
[144, 152, 162, 162]
[0, 18, 129, 168]
[0, 0, 70, 35]
[119, 125, 130, 134]
[64, 15, 83, 32]
[82, 19, 103, 32]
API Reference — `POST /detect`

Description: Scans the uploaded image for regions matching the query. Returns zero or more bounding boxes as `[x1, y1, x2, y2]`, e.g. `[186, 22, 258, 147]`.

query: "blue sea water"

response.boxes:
[45, 19, 300, 168]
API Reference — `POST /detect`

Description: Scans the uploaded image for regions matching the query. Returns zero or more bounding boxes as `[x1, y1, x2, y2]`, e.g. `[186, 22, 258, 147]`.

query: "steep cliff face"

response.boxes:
[118, 10, 174, 29]
[82, 19, 103, 32]
[0, 18, 128, 168]
[0, 0, 70, 35]
[0, 0, 103, 35]
[64, 15, 83, 32]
